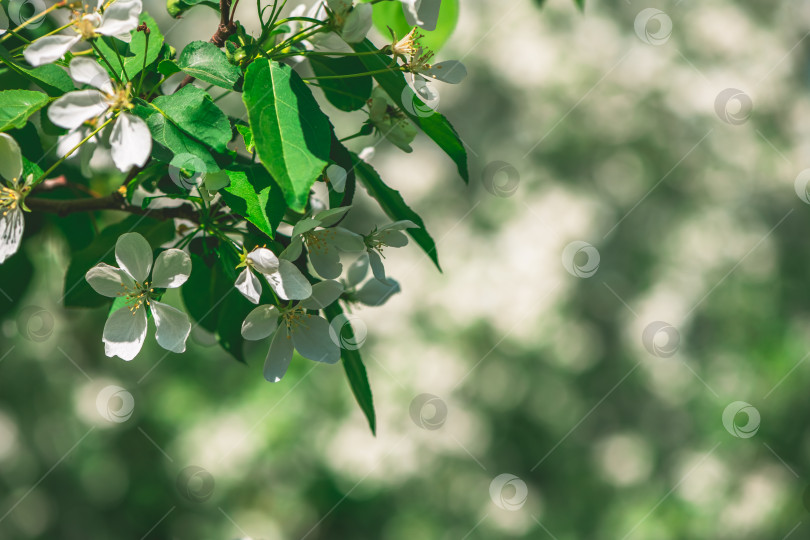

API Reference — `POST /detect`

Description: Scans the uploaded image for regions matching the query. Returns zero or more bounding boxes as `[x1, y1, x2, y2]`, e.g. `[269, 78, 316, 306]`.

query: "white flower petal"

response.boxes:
[367, 249, 387, 282]
[340, 3, 372, 43]
[292, 315, 340, 364]
[411, 0, 441, 30]
[95, 0, 142, 37]
[0, 208, 24, 264]
[378, 229, 409, 247]
[85, 263, 135, 297]
[264, 329, 294, 382]
[23, 34, 81, 66]
[110, 113, 152, 172]
[345, 255, 369, 287]
[115, 232, 153, 283]
[357, 277, 400, 306]
[291, 218, 320, 237]
[48, 90, 109, 130]
[280, 235, 303, 261]
[247, 247, 279, 275]
[423, 60, 467, 84]
[265, 259, 312, 300]
[313, 206, 350, 228]
[103, 306, 147, 361]
[400, 0, 422, 26]
[326, 164, 347, 193]
[309, 249, 342, 279]
[151, 249, 191, 288]
[235, 267, 262, 304]
[69, 57, 114, 94]
[0, 133, 23, 183]
[333, 228, 365, 252]
[300, 280, 344, 310]
[241, 304, 279, 341]
[151, 300, 191, 353]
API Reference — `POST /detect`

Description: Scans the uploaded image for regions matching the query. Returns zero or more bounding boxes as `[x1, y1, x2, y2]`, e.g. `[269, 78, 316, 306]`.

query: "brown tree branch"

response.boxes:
[26, 191, 201, 222]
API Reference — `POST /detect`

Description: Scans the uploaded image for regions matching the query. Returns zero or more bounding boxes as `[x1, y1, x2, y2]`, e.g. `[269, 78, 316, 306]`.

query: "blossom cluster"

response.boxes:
[0, 0, 468, 424]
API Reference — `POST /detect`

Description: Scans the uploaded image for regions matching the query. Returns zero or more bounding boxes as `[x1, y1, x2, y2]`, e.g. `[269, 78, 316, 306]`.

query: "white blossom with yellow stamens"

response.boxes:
[0, 134, 33, 264]
[85, 232, 192, 360]
[23, 0, 142, 66]
[49, 57, 152, 172]
[241, 280, 344, 382]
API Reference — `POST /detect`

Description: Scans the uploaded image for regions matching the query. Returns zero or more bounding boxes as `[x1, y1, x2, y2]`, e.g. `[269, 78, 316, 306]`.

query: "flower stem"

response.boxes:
[137, 30, 150, 95]
[302, 67, 402, 80]
[90, 40, 123, 85]
[108, 37, 130, 82]
[33, 115, 116, 187]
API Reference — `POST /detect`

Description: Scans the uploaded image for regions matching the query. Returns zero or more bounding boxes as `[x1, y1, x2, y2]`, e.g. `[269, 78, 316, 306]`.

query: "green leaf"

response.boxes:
[132, 104, 220, 172]
[63, 216, 175, 308]
[369, 0, 459, 53]
[177, 41, 242, 90]
[236, 124, 254, 152]
[308, 55, 372, 112]
[158, 59, 181, 77]
[151, 85, 232, 153]
[349, 39, 469, 184]
[220, 166, 286, 239]
[167, 0, 220, 19]
[324, 303, 376, 435]
[242, 59, 331, 212]
[94, 13, 164, 81]
[352, 153, 441, 271]
[0, 45, 73, 96]
[0, 90, 50, 132]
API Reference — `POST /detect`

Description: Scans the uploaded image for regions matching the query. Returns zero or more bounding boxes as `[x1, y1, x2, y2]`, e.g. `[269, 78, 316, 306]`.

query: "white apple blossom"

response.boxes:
[23, 0, 142, 67]
[49, 57, 152, 172]
[0, 134, 33, 264]
[310, 0, 372, 44]
[85, 232, 192, 360]
[367, 86, 418, 152]
[235, 247, 312, 304]
[281, 207, 365, 279]
[361, 220, 418, 283]
[241, 280, 344, 382]
[401, 0, 441, 31]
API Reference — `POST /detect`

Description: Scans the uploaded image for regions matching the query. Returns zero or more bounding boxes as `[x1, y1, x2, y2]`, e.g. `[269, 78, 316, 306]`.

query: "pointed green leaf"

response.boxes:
[151, 85, 232, 153]
[324, 303, 376, 435]
[220, 166, 286, 238]
[177, 40, 242, 90]
[0, 90, 50, 132]
[242, 59, 331, 212]
[308, 55, 372, 111]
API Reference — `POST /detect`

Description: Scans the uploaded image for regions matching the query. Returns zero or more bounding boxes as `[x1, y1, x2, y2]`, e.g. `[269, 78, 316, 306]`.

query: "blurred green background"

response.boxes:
[4, 0, 810, 538]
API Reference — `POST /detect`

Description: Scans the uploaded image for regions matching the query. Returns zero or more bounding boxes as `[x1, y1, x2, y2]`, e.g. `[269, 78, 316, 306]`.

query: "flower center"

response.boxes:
[107, 83, 134, 111]
[73, 12, 100, 40]
[0, 186, 20, 217]
[407, 47, 435, 75]
[304, 229, 336, 254]
[281, 305, 309, 335]
[119, 280, 154, 314]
